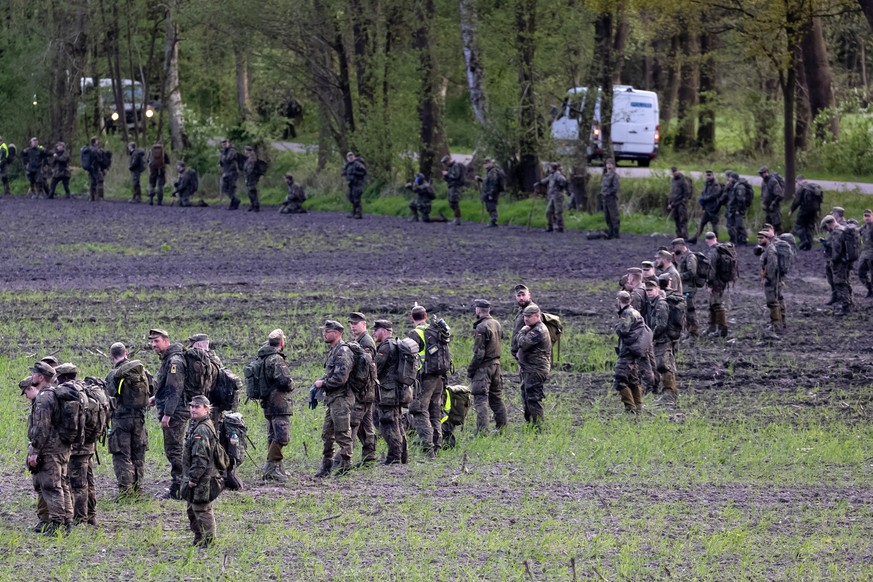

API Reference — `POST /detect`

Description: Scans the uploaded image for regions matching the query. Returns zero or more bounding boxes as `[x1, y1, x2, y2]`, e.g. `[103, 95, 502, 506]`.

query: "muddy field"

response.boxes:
[1, 195, 872, 579]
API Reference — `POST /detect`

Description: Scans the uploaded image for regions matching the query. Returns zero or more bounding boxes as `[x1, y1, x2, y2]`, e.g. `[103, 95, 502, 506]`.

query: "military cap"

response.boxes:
[373, 319, 393, 331]
[757, 230, 772, 238]
[705, 169, 713, 175]
[670, 166, 678, 172]
[671, 238, 686, 247]
[522, 304, 541, 316]
[40, 355, 59, 367]
[641, 261, 655, 269]
[187, 333, 209, 344]
[148, 328, 169, 339]
[513, 284, 529, 293]
[832, 206, 845, 214]
[55, 362, 77, 376]
[177, 160, 186, 168]
[758, 166, 769, 174]
[19, 377, 34, 393]
[644, 279, 659, 289]
[221, 138, 229, 143]
[284, 172, 294, 179]
[730, 171, 740, 180]
[441, 155, 451, 164]
[323, 320, 344, 332]
[346, 151, 355, 157]
[705, 231, 716, 240]
[190, 395, 211, 407]
[820, 215, 835, 229]
[244, 145, 253, 152]
[30, 361, 55, 377]
[411, 305, 427, 318]
[762, 223, 774, 231]
[109, 342, 126, 357]
[617, 290, 631, 302]
[864, 209, 872, 216]
[268, 328, 285, 341]
[626, 267, 643, 275]
[484, 157, 493, 164]
[657, 249, 673, 261]
[347, 312, 367, 323]
[473, 299, 491, 309]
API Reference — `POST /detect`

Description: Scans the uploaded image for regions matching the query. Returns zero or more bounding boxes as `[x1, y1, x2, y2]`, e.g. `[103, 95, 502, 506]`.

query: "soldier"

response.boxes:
[243, 146, 262, 212]
[537, 163, 569, 233]
[510, 284, 533, 361]
[831, 206, 847, 225]
[23, 137, 48, 197]
[183, 395, 220, 547]
[475, 158, 505, 228]
[313, 320, 355, 477]
[613, 290, 645, 413]
[859, 210, 873, 298]
[601, 158, 621, 239]
[127, 142, 146, 203]
[672, 238, 699, 338]
[667, 166, 691, 239]
[790, 175, 823, 251]
[759, 167, 785, 234]
[280, 173, 307, 214]
[407, 173, 436, 223]
[48, 142, 71, 199]
[704, 232, 730, 337]
[641, 261, 657, 285]
[147, 140, 170, 205]
[441, 154, 465, 225]
[85, 137, 108, 202]
[372, 320, 408, 465]
[347, 312, 377, 467]
[407, 305, 446, 455]
[646, 277, 679, 406]
[515, 303, 552, 427]
[343, 151, 367, 219]
[173, 161, 199, 207]
[820, 215, 853, 316]
[622, 268, 657, 394]
[255, 329, 294, 482]
[0, 135, 11, 196]
[467, 299, 506, 433]
[149, 328, 188, 500]
[219, 138, 240, 210]
[655, 249, 683, 295]
[104, 342, 153, 500]
[689, 170, 722, 244]
[724, 171, 751, 245]
[755, 230, 783, 338]
[24, 361, 74, 535]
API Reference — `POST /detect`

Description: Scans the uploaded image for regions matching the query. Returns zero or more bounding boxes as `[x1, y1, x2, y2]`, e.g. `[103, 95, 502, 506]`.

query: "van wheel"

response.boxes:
[638, 159, 650, 168]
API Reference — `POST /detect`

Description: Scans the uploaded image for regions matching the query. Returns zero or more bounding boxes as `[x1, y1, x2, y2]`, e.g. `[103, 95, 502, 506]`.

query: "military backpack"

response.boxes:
[219, 411, 248, 467]
[693, 251, 712, 287]
[183, 347, 221, 402]
[378, 338, 418, 407]
[442, 384, 472, 427]
[81, 378, 111, 446]
[149, 144, 165, 170]
[623, 320, 653, 359]
[773, 234, 796, 277]
[738, 180, 754, 208]
[541, 312, 564, 361]
[52, 381, 88, 446]
[243, 356, 267, 400]
[665, 294, 687, 341]
[421, 319, 452, 376]
[346, 341, 378, 402]
[79, 146, 93, 172]
[209, 368, 243, 413]
[714, 243, 739, 284]
[842, 223, 861, 263]
[113, 359, 151, 410]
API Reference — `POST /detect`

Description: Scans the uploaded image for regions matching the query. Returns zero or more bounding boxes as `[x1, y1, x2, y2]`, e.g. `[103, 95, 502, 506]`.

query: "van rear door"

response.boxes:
[611, 92, 658, 157]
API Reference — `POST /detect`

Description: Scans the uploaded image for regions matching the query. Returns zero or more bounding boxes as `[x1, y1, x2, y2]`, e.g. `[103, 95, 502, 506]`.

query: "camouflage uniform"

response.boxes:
[510, 305, 528, 358]
[467, 314, 506, 432]
[69, 386, 97, 525]
[669, 173, 691, 239]
[826, 225, 853, 314]
[613, 304, 645, 411]
[258, 344, 294, 463]
[219, 144, 240, 209]
[349, 332, 377, 464]
[23, 144, 48, 197]
[155, 342, 189, 496]
[409, 323, 446, 452]
[280, 181, 307, 214]
[481, 165, 505, 227]
[105, 358, 153, 496]
[859, 221, 873, 297]
[444, 160, 465, 222]
[645, 293, 677, 402]
[49, 147, 71, 198]
[657, 262, 684, 296]
[28, 386, 73, 529]
[790, 183, 822, 251]
[692, 178, 723, 240]
[537, 168, 569, 232]
[761, 175, 785, 234]
[148, 145, 170, 205]
[343, 156, 368, 219]
[174, 168, 199, 207]
[675, 249, 699, 336]
[243, 156, 261, 211]
[600, 167, 621, 238]
[319, 342, 355, 471]
[630, 283, 657, 393]
[408, 179, 436, 222]
[374, 339, 408, 464]
[128, 146, 146, 203]
[760, 240, 784, 329]
[183, 416, 219, 546]
[516, 321, 551, 426]
[725, 176, 751, 245]
[86, 145, 106, 201]
[706, 243, 729, 336]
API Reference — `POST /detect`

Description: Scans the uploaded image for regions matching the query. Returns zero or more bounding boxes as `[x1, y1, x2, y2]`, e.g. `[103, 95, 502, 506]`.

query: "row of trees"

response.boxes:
[2, 0, 873, 196]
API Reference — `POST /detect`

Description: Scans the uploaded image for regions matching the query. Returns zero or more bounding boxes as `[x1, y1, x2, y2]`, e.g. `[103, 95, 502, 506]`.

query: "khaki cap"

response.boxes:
[148, 328, 169, 339]
[522, 304, 540, 316]
[347, 312, 366, 323]
[30, 361, 55, 377]
[55, 362, 77, 376]
[323, 320, 344, 332]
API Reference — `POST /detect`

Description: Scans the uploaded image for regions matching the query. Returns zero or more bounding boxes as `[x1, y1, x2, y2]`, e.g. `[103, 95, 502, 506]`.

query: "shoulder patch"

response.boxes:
[170, 364, 177, 374]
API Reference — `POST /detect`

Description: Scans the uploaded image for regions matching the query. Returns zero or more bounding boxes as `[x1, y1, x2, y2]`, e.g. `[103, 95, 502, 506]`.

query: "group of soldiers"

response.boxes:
[18, 289, 557, 545]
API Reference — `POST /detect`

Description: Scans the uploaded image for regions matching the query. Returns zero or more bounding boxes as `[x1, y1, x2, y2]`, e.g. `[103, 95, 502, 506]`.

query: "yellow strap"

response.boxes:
[440, 390, 451, 423]
[414, 326, 427, 357]
[117, 378, 124, 395]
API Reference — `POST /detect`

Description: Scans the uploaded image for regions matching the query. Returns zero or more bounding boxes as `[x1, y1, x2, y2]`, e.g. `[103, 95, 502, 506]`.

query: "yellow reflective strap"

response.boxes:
[440, 390, 451, 423]
[117, 378, 124, 395]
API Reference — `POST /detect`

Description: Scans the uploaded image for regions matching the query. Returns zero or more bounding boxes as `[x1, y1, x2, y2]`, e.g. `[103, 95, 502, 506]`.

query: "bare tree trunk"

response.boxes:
[697, 30, 716, 152]
[349, 0, 375, 114]
[612, 10, 629, 84]
[125, 0, 140, 145]
[780, 54, 797, 200]
[414, 0, 439, 180]
[861, 40, 869, 99]
[662, 34, 681, 128]
[234, 44, 252, 120]
[674, 24, 699, 151]
[162, 3, 187, 150]
[460, 0, 487, 128]
[858, 0, 873, 31]
[595, 13, 614, 158]
[515, 0, 540, 192]
[795, 50, 811, 150]
[801, 16, 838, 139]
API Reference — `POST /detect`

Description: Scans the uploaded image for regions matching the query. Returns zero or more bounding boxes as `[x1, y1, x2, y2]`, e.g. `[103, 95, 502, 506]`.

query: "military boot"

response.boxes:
[148, 193, 155, 206]
[333, 457, 352, 476]
[488, 218, 498, 228]
[2, 180, 10, 196]
[41, 521, 65, 536]
[545, 224, 553, 232]
[631, 385, 644, 412]
[619, 387, 636, 413]
[314, 458, 333, 478]
[224, 468, 243, 490]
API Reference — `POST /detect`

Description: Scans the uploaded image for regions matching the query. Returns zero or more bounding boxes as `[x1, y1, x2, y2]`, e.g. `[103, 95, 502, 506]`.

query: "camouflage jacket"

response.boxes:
[669, 173, 690, 206]
[51, 149, 71, 178]
[644, 295, 670, 343]
[321, 341, 354, 393]
[343, 158, 367, 187]
[182, 417, 218, 504]
[761, 175, 784, 211]
[22, 145, 47, 172]
[28, 386, 69, 457]
[516, 321, 551, 374]
[355, 332, 377, 358]
[155, 343, 187, 417]
[790, 183, 821, 215]
[615, 305, 645, 357]
[468, 315, 502, 376]
[128, 148, 145, 174]
[243, 157, 260, 187]
[219, 146, 238, 177]
[412, 181, 436, 201]
[284, 183, 306, 204]
[761, 241, 781, 283]
[630, 284, 647, 314]
[175, 169, 198, 197]
[257, 344, 293, 415]
[510, 305, 529, 356]
[445, 161, 465, 189]
[536, 170, 568, 198]
[658, 264, 683, 295]
[375, 339, 399, 389]
[675, 250, 698, 291]
[482, 166, 505, 200]
[601, 169, 619, 199]
[825, 225, 848, 265]
[861, 223, 873, 257]
[699, 180, 723, 214]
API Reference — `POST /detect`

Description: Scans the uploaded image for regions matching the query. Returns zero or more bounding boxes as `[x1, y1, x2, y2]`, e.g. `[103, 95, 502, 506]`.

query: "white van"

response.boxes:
[551, 85, 660, 167]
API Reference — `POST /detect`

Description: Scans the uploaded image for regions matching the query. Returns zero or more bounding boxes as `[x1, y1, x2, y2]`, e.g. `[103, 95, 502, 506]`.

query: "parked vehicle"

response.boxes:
[551, 85, 660, 167]
[80, 78, 159, 133]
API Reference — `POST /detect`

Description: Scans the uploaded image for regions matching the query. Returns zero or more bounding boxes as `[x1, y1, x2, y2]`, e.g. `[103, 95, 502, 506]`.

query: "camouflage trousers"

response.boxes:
[654, 341, 677, 394]
[108, 413, 148, 493]
[27, 169, 47, 196]
[266, 414, 291, 448]
[321, 390, 355, 463]
[859, 251, 873, 289]
[727, 209, 748, 245]
[639, 346, 658, 393]
[546, 191, 564, 230]
[520, 368, 548, 425]
[69, 453, 96, 524]
[161, 407, 190, 487]
[831, 261, 853, 310]
[765, 205, 783, 233]
[348, 183, 364, 217]
[349, 400, 377, 463]
[684, 291, 699, 336]
[88, 170, 104, 201]
[764, 277, 785, 323]
[612, 356, 640, 393]
[448, 186, 462, 217]
[187, 501, 215, 542]
[409, 374, 445, 451]
[49, 176, 71, 198]
[221, 173, 238, 203]
[470, 360, 507, 432]
[247, 185, 260, 210]
[670, 203, 689, 239]
[130, 171, 143, 202]
[602, 195, 620, 238]
[708, 283, 728, 325]
[409, 198, 433, 221]
[378, 405, 407, 464]
[481, 194, 499, 223]
[32, 450, 72, 525]
[149, 170, 166, 203]
[795, 211, 817, 250]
